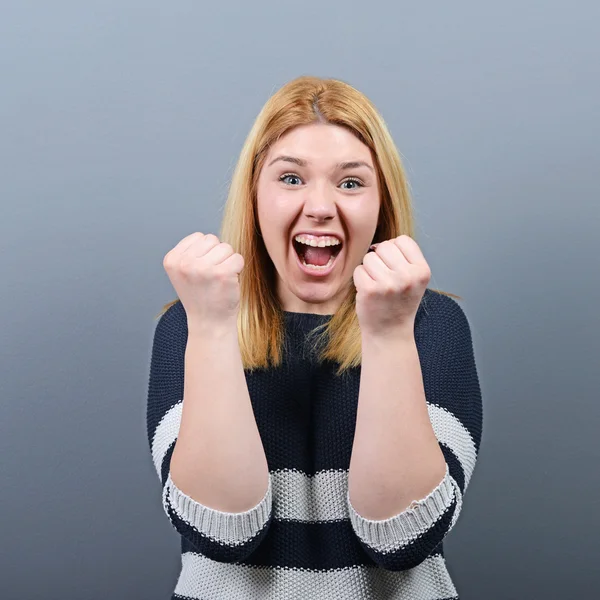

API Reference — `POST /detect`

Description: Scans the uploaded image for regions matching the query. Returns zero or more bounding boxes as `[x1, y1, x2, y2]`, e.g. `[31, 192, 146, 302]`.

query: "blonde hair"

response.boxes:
[157, 75, 461, 375]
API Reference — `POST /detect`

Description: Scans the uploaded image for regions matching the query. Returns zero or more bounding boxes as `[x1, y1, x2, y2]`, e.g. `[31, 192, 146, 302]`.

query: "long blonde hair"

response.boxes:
[157, 75, 461, 375]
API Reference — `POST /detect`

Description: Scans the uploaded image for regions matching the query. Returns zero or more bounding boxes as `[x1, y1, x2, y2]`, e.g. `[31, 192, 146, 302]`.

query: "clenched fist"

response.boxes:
[353, 235, 431, 339]
[162, 232, 245, 330]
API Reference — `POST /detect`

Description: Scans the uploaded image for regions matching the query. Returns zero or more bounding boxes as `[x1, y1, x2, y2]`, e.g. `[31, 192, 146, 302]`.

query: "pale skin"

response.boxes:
[257, 123, 447, 519]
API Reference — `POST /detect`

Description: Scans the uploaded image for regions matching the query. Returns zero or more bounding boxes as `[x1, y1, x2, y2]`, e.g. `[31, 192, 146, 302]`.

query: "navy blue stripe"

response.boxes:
[175, 515, 448, 571]
[440, 442, 465, 493]
[161, 442, 175, 488]
[146, 301, 186, 450]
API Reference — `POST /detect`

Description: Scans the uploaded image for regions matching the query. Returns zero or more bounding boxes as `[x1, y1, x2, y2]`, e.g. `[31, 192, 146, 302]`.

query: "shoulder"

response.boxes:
[415, 288, 474, 351]
[417, 288, 469, 327]
[152, 300, 188, 353]
[156, 299, 187, 329]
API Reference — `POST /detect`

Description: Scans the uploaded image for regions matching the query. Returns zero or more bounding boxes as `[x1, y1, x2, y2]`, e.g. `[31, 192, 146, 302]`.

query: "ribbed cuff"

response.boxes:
[166, 472, 273, 545]
[347, 463, 455, 552]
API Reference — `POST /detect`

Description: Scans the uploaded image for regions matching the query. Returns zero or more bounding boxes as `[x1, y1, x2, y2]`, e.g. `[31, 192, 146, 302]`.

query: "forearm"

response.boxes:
[170, 323, 270, 513]
[348, 331, 447, 520]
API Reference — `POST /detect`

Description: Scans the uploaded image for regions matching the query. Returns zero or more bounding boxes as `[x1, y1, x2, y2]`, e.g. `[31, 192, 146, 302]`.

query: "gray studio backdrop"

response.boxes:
[1, 1, 598, 599]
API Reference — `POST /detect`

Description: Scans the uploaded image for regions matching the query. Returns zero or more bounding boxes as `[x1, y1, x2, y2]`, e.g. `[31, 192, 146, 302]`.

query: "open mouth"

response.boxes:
[292, 238, 343, 271]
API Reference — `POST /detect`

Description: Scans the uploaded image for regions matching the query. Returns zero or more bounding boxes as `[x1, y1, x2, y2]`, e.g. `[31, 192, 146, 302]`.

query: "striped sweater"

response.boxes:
[146, 289, 483, 599]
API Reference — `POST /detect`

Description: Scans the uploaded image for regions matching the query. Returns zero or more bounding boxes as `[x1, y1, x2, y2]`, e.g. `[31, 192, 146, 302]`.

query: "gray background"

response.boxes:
[1, 1, 598, 598]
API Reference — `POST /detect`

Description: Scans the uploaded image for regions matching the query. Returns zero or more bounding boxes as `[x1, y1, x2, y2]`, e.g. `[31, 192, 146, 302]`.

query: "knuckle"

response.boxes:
[163, 252, 176, 269]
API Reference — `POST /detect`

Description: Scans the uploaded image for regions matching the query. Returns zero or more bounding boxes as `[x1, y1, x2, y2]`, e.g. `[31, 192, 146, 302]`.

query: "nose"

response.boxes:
[302, 186, 337, 222]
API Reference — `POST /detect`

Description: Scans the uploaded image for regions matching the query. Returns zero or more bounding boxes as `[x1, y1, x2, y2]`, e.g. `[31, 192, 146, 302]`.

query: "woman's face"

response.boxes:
[256, 123, 381, 314]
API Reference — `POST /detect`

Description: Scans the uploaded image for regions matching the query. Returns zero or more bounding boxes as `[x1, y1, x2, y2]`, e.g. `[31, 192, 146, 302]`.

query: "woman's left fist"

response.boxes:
[353, 235, 431, 338]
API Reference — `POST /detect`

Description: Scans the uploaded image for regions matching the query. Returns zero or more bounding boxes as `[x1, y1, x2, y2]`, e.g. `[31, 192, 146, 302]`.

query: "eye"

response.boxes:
[279, 173, 303, 186]
[340, 177, 364, 190]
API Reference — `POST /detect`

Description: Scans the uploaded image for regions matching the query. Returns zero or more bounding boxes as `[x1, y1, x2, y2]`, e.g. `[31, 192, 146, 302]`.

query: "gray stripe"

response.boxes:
[427, 403, 477, 489]
[347, 463, 456, 553]
[174, 551, 458, 599]
[165, 472, 272, 545]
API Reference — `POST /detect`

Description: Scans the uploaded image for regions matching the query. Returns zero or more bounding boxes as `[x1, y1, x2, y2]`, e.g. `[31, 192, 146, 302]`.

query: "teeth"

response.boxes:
[294, 234, 341, 248]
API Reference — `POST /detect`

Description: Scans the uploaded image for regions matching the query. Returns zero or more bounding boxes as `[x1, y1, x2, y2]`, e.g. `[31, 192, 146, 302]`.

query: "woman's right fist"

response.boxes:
[163, 232, 245, 329]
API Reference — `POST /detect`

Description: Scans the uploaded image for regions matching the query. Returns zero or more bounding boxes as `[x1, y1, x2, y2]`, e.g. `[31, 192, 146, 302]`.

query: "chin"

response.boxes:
[289, 279, 346, 308]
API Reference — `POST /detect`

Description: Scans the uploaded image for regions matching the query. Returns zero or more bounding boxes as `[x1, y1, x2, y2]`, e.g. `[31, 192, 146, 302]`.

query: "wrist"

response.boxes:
[186, 317, 239, 340]
[361, 326, 416, 348]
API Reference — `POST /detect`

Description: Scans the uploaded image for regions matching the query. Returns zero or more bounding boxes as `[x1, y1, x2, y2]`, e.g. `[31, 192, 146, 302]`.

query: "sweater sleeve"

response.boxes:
[146, 301, 273, 564]
[346, 292, 483, 571]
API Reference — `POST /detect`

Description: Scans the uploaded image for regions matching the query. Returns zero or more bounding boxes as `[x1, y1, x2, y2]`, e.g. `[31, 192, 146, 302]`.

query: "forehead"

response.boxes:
[267, 123, 373, 165]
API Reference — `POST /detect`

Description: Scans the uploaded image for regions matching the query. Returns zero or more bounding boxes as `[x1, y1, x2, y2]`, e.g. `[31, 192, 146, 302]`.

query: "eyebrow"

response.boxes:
[267, 155, 374, 172]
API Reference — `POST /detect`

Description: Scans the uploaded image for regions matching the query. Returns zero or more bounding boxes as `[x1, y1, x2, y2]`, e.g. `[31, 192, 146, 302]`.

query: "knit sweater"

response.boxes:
[146, 288, 483, 600]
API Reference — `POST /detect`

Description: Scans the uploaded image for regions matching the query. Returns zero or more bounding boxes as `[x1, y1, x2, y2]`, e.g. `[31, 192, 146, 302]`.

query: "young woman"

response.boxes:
[147, 75, 483, 599]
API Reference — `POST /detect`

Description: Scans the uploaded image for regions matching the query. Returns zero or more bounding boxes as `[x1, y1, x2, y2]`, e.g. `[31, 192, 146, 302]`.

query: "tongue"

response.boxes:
[303, 246, 333, 266]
